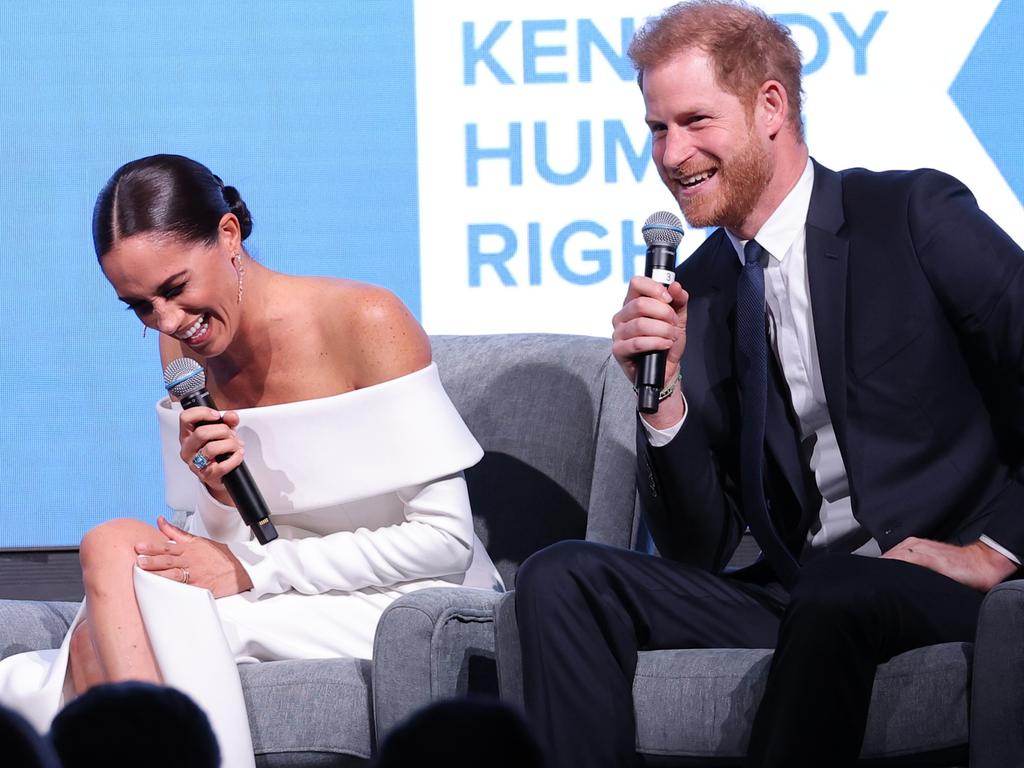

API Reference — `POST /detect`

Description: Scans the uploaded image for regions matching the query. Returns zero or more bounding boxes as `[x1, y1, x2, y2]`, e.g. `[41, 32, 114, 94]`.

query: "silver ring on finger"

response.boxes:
[191, 451, 210, 471]
[179, 567, 190, 584]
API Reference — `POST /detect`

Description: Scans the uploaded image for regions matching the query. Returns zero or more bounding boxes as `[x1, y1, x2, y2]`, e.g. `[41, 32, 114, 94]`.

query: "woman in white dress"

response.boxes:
[0, 154, 502, 767]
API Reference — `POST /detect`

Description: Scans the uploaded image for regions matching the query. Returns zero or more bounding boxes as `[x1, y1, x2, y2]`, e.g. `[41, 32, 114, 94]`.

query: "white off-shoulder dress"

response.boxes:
[0, 363, 503, 768]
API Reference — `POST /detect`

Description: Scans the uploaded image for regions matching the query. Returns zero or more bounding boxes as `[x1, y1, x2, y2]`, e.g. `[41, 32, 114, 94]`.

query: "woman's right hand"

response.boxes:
[178, 407, 244, 503]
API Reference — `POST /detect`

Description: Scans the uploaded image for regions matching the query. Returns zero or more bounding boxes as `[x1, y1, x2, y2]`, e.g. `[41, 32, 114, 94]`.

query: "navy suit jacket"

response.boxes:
[638, 160, 1024, 579]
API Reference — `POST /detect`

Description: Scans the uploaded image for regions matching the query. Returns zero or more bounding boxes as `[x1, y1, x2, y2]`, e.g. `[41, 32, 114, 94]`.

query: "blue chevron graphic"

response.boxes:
[950, 0, 1024, 208]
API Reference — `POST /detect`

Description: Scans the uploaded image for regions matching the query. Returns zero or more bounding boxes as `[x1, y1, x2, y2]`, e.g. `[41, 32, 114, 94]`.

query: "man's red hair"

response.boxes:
[629, 0, 805, 140]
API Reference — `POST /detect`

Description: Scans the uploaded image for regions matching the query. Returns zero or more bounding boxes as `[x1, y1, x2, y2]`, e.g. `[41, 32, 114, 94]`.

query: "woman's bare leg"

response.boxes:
[68, 619, 106, 694]
[78, 518, 172, 684]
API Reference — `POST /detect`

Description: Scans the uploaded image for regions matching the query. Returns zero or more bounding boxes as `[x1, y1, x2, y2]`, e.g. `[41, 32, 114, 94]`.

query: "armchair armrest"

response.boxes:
[0, 600, 79, 660]
[494, 591, 524, 712]
[372, 587, 503, 739]
[970, 578, 1024, 768]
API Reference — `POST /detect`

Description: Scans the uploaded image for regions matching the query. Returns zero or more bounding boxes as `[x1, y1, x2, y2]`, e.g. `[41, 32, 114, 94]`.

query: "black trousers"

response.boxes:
[515, 541, 985, 768]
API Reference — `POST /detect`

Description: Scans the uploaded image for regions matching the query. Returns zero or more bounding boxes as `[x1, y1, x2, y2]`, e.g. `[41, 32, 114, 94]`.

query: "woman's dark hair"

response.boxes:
[92, 154, 253, 260]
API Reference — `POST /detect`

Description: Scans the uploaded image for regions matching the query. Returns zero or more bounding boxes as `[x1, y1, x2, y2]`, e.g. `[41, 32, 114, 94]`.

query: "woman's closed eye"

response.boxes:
[122, 282, 186, 312]
[163, 282, 187, 299]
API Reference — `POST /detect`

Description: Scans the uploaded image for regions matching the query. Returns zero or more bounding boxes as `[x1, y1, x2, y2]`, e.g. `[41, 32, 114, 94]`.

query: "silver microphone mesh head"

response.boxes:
[163, 357, 206, 398]
[642, 211, 684, 247]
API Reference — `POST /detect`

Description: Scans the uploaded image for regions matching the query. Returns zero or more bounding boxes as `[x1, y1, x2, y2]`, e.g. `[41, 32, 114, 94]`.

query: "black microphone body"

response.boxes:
[179, 388, 279, 545]
[637, 212, 683, 413]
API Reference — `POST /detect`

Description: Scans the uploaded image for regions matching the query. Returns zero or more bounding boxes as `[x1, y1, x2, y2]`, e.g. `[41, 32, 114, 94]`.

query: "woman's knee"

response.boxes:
[79, 519, 158, 579]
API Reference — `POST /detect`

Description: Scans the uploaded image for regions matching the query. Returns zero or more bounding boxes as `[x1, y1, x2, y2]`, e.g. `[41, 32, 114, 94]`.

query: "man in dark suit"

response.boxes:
[514, 2, 1024, 767]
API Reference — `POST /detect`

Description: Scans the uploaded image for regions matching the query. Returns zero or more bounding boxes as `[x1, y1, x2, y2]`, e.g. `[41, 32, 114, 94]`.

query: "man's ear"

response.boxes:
[759, 80, 788, 140]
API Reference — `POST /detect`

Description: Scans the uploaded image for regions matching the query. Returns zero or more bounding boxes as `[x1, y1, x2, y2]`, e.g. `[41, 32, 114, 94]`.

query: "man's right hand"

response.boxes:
[611, 276, 689, 428]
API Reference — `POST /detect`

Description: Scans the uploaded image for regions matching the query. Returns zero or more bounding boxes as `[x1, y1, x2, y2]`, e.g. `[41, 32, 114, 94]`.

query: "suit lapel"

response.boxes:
[705, 229, 739, 329]
[806, 160, 851, 466]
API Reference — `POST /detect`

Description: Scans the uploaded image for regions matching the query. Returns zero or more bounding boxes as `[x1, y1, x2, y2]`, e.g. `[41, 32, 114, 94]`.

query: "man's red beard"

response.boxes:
[674, 134, 772, 232]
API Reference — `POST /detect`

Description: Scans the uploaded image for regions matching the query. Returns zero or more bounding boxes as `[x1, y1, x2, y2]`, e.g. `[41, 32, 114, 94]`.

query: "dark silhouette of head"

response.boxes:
[374, 697, 544, 768]
[0, 703, 61, 768]
[49, 682, 220, 768]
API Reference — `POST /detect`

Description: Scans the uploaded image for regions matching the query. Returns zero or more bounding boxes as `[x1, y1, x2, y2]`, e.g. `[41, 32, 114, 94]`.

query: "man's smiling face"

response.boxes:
[643, 48, 773, 232]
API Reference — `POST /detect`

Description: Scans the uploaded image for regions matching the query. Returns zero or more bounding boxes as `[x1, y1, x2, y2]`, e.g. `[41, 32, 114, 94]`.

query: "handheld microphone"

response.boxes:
[637, 211, 685, 414]
[162, 358, 278, 545]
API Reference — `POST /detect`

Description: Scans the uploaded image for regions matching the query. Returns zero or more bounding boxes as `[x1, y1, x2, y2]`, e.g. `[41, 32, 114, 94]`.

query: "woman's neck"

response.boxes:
[205, 260, 277, 404]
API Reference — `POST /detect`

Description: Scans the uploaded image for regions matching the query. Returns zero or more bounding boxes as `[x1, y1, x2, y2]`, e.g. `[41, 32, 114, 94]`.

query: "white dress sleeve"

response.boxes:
[186, 486, 252, 542]
[224, 474, 475, 598]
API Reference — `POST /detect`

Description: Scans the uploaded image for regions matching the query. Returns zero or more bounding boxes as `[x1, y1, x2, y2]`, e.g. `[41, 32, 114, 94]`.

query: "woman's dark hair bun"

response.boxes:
[221, 185, 253, 241]
[92, 154, 255, 259]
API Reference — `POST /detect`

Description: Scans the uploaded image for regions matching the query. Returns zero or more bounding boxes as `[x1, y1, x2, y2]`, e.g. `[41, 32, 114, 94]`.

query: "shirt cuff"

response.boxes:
[639, 393, 688, 448]
[979, 535, 1021, 566]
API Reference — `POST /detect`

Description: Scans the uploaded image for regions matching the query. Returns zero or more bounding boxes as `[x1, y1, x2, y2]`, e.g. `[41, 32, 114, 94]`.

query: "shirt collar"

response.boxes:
[726, 156, 814, 264]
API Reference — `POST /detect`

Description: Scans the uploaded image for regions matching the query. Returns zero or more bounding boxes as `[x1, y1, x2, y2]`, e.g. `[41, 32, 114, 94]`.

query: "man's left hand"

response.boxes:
[882, 537, 1018, 592]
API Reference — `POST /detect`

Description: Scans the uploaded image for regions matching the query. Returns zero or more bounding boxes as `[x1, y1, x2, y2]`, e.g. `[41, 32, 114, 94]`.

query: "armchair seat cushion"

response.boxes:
[240, 658, 373, 763]
[633, 642, 971, 761]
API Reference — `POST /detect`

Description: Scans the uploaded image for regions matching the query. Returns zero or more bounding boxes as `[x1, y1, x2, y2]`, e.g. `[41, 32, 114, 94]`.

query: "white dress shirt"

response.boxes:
[643, 158, 1018, 564]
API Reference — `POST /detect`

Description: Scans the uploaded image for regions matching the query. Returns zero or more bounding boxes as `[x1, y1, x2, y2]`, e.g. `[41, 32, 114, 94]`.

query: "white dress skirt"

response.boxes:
[0, 363, 504, 768]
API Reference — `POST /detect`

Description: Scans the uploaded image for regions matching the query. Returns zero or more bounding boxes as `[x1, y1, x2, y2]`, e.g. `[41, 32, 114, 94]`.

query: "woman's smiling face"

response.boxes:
[101, 229, 239, 356]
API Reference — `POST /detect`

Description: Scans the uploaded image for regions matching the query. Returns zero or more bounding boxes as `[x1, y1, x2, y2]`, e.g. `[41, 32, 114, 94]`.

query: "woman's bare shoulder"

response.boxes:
[302, 277, 431, 387]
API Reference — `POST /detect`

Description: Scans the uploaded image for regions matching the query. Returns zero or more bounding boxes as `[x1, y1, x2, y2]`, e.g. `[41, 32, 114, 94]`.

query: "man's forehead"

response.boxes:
[642, 51, 731, 107]
[643, 50, 719, 92]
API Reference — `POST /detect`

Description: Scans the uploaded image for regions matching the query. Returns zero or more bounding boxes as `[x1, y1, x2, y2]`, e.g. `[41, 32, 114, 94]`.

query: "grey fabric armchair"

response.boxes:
[495, 452, 1024, 763]
[0, 333, 642, 766]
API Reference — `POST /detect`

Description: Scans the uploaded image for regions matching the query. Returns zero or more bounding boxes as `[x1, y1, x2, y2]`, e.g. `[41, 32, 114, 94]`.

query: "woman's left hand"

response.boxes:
[135, 516, 254, 598]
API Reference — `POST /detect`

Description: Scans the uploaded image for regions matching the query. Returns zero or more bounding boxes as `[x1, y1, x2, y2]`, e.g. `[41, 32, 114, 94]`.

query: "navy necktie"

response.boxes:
[736, 240, 800, 586]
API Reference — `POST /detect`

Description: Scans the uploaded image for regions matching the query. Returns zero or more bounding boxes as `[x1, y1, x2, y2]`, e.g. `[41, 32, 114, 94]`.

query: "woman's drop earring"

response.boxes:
[233, 252, 246, 304]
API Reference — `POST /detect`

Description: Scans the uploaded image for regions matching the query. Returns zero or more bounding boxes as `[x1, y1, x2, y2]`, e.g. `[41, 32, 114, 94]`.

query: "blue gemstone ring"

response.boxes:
[191, 451, 210, 471]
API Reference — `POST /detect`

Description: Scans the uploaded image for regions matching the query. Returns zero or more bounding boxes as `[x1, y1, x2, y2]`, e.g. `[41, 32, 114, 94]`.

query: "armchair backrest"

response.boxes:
[431, 334, 640, 587]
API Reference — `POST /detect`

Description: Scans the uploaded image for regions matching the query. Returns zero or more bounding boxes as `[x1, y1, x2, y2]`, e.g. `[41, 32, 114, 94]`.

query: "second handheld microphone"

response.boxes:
[637, 211, 685, 414]
[163, 357, 278, 545]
